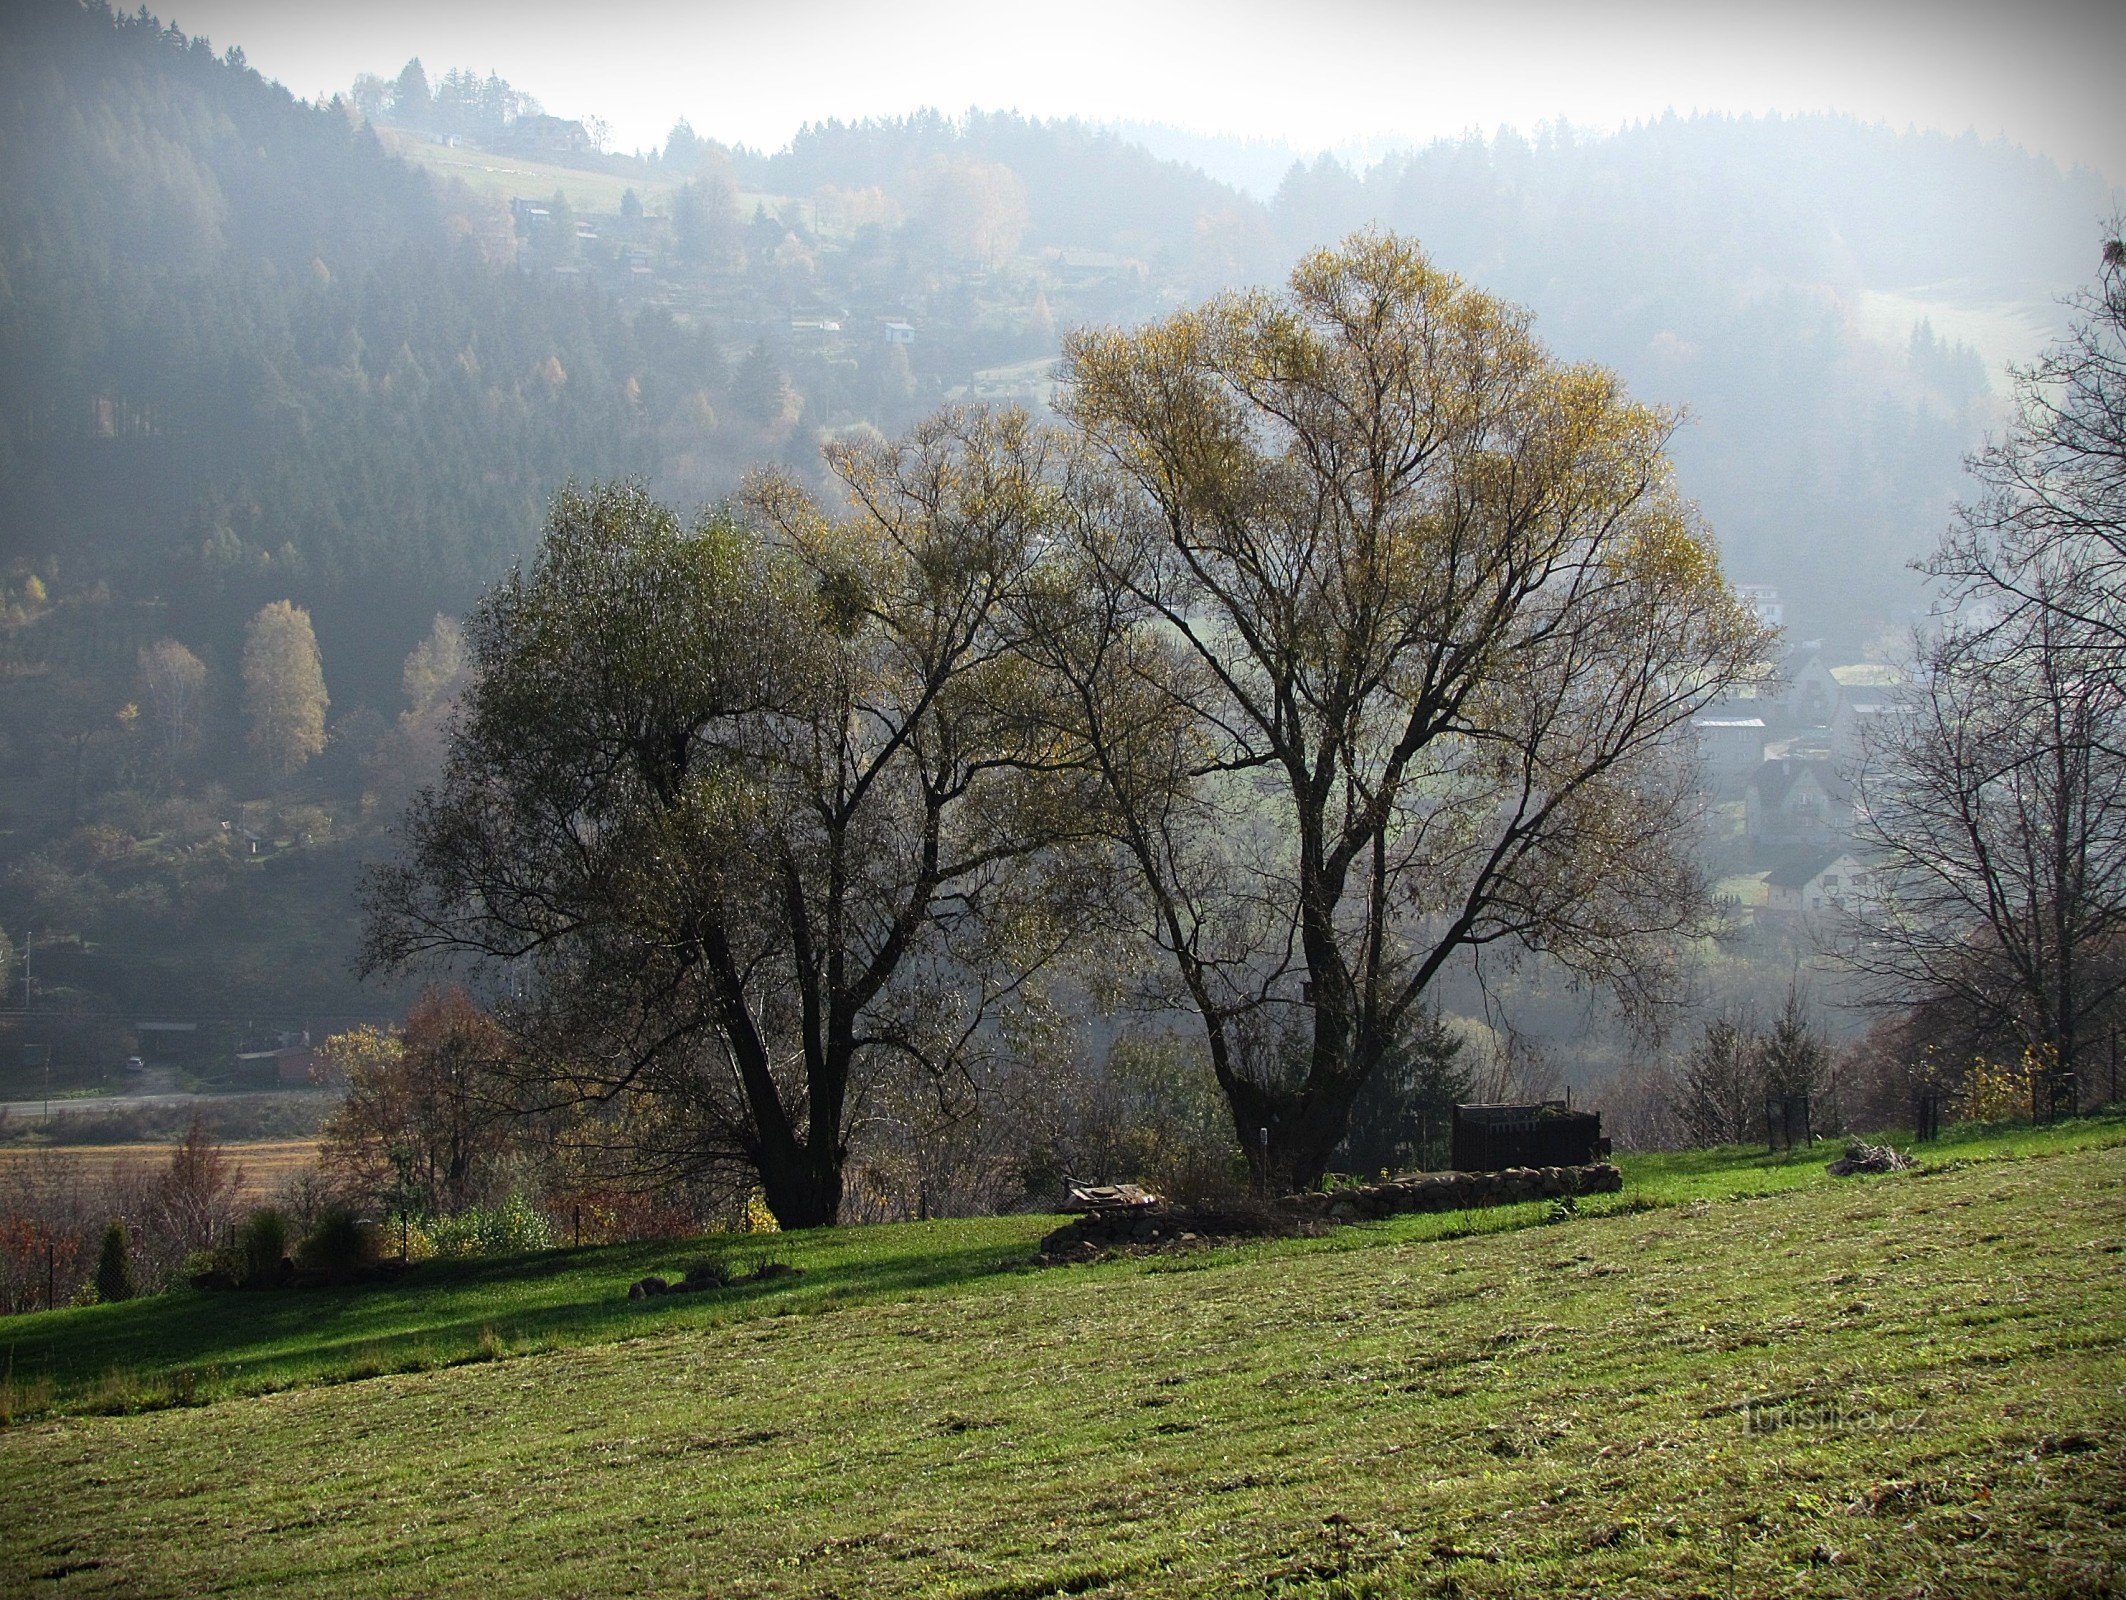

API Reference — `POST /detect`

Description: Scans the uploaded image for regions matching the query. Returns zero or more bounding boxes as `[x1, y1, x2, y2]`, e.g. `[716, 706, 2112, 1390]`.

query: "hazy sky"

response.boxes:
[177, 0, 2124, 182]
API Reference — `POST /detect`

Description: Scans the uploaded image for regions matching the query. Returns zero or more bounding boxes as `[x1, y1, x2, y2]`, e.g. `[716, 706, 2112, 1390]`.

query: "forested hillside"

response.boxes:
[0, 0, 2115, 1079]
[1263, 117, 2111, 635]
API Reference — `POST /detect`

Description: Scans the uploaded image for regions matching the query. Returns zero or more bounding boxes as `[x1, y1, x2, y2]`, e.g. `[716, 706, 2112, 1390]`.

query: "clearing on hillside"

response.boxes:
[1, 1128, 2121, 1596]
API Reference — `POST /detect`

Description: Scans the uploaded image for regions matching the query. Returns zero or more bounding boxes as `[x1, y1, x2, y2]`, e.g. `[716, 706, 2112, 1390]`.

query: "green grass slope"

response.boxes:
[3, 1124, 2123, 1597]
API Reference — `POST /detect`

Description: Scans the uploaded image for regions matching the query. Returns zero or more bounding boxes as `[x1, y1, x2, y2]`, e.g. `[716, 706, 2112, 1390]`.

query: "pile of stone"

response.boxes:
[1826, 1141, 1915, 1176]
[1042, 1209, 1198, 1261]
[1285, 1162, 1623, 1222]
[627, 1258, 802, 1299]
[1036, 1162, 1623, 1263]
[1038, 1181, 1329, 1262]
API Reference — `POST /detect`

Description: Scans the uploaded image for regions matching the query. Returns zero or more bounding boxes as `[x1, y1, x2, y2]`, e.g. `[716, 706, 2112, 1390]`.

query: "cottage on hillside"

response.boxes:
[1761, 850, 1880, 923]
[1745, 757, 1855, 847]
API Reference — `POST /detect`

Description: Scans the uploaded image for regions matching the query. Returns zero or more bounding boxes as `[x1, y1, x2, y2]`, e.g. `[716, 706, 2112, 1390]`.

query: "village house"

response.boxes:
[1745, 757, 1856, 847]
[1830, 675, 1914, 766]
[1692, 712, 1768, 794]
[505, 114, 591, 157]
[1778, 648, 1844, 729]
[1735, 583, 1784, 629]
[234, 1034, 332, 1087]
[1761, 849, 1881, 923]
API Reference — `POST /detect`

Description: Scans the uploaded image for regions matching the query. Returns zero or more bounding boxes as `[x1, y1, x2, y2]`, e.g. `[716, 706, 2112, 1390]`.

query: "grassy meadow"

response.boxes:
[1, 1117, 2121, 1596]
[379, 131, 790, 223]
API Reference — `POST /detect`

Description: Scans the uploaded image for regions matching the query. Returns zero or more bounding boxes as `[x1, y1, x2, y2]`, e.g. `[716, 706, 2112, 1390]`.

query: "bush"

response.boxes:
[427, 1193, 553, 1259]
[297, 1210, 382, 1280]
[95, 1218, 137, 1303]
[238, 1207, 291, 1285]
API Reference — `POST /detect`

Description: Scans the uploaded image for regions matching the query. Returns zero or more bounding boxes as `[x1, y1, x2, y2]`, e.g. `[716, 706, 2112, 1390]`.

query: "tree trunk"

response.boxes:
[1230, 1076, 1367, 1195]
[756, 1144, 843, 1229]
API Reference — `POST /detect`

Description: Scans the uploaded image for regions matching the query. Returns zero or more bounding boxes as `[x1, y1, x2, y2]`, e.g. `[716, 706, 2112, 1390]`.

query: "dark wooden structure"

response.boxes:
[1450, 1101, 1608, 1172]
[1913, 1087, 1946, 1143]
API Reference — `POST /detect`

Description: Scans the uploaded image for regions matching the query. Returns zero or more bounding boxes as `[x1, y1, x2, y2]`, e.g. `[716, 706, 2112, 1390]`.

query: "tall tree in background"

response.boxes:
[671, 166, 740, 263]
[319, 990, 520, 1218]
[401, 614, 468, 719]
[1334, 1006, 1470, 1174]
[1848, 596, 2126, 1090]
[916, 158, 1030, 269]
[390, 57, 431, 127]
[1043, 232, 1767, 1190]
[1933, 231, 2126, 671]
[1676, 1012, 1764, 1147]
[1854, 232, 2126, 1100]
[137, 639, 207, 780]
[1758, 984, 1830, 1101]
[241, 601, 330, 776]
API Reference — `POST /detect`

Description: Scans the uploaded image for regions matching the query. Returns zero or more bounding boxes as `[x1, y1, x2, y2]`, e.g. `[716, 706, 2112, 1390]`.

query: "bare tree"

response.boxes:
[1933, 228, 2126, 670]
[1844, 231, 2126, 1110]
[1847, 597, 2126, 1093]
[1035, 232, 1769, 1190]
[137, 638, 206, 778]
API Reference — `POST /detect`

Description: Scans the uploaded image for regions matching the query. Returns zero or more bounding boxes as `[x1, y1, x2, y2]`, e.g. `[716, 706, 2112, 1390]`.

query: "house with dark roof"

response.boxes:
[1778, 650, 1843, 729]
[1745, 758, 1855, 847]
[1760, 850, 1880, 923]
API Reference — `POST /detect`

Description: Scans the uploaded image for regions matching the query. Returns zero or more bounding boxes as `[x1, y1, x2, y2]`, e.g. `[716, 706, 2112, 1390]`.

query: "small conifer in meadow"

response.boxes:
[95, 1218, 137, 1303]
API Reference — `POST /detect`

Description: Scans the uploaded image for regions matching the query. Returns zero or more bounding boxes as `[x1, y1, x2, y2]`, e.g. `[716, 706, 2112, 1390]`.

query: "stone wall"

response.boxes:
[1286, 1162, 1623, 1222]
[1037, 1162, 1623, 1262]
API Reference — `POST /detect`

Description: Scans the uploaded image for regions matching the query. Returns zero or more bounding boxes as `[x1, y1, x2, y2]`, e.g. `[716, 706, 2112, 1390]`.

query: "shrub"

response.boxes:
[238, 1208, 290, 1285]
[297, 1210, 381, 1280]
[427, 1193, 553, 1259]
[94, 1218, 136, 1303]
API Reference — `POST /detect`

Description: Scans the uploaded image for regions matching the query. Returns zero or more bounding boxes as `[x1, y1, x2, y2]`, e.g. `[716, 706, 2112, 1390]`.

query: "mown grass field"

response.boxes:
[379, 131, 789, 223]
[2, 1118, 2122, 1597]
[0, 1139, 317, 1204]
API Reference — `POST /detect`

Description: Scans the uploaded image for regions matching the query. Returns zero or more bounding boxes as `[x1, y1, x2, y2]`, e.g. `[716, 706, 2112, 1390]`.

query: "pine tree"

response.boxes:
[1760, 986, 1828, 1097]
[390, 58, 431, 127]
[1336, 1008, 1471, 1174]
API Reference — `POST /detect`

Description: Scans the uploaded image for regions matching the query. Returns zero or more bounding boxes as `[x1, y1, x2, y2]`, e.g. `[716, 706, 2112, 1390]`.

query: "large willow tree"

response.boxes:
[1039, 232, 1767, 1190]
[364, 412, 1104, 1227]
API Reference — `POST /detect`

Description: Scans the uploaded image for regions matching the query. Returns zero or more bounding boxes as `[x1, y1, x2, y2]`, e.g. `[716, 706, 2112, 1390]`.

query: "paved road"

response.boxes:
[0, 1089, 338, 1119]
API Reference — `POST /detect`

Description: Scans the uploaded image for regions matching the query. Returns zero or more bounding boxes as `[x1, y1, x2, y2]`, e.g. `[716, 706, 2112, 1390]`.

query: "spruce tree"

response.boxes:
[95, 1218, 137, 1303]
